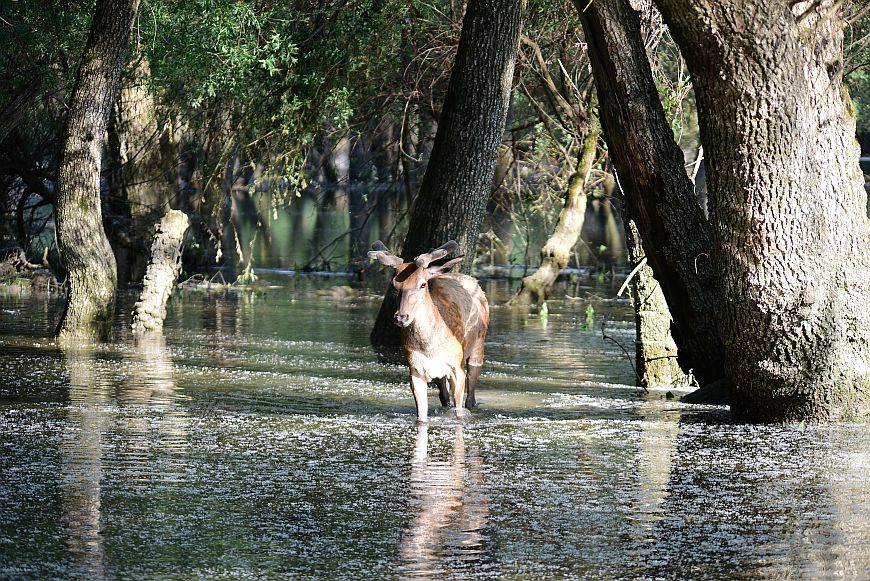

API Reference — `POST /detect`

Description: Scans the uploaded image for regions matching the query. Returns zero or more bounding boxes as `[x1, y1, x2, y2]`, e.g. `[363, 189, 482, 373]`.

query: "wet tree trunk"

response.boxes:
[576, 0, 725, 386]
[655, 0, 870, 421]
[131, 210, 189, 335]
[512, 116, 600, 305]
[624, 218, 683, 387]
[371, 0, 525, 348]
[55, 0, 140, 341]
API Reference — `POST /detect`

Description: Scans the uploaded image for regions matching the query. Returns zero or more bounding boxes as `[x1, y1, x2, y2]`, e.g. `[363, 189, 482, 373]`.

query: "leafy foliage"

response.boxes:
[142, 0, 422, 198]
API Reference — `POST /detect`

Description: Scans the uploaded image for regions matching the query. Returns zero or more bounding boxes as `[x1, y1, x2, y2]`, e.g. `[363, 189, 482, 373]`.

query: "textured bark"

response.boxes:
[108, 55, 179, 285]
[371, 0, 524, 348]
[132, 210, 189, 335]
[118, 57, 176, 233]
[625, 219, 683, 387]
[577, 0, 725, 385]
[55, 0, 140, 340]
[655, 0, 870, 421]
[512, 117, 600, 305]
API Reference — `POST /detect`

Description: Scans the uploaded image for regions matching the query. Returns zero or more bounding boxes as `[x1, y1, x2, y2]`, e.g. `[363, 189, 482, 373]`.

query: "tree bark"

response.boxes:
[576, 0, 725, 386]
[655, 0, 870, 421]
[55, 0, 140, 340]
[132, 210, 189, 336]
[371, 0, 525, 348]
[624, 218, 684, 387]
[107, 54, 179, 285]
[512, 116, 600, 305]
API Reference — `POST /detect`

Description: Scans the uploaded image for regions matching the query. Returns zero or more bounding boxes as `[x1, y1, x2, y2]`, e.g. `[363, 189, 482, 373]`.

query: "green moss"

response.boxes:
[842, 85, 856, 120]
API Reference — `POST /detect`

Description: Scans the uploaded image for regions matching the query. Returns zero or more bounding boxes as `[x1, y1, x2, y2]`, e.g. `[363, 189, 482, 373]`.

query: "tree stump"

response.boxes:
[132, 210, 189, 335]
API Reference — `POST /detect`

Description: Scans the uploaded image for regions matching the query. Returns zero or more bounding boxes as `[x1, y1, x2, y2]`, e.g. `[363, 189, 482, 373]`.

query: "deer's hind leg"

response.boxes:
[465, 361, 482, 409]
[464, 338, 485, 409]
[435, 377, 450, 407]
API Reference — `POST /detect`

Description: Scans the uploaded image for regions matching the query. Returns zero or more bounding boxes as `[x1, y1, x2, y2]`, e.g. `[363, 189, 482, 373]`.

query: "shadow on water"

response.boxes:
[1, 279, 869, 579]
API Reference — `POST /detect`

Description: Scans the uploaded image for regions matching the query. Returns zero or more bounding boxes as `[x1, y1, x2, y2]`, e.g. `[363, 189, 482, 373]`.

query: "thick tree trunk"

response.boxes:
[576, 0, 725, 386]
[655, 1, 870, 421]
[512, 117, 600, 305]
[106, 55, 179, 285]
[371, 0, 524, 348]
[55, 0, 140, 340]
[118, 57, 176, 234]
[132, 210, 189, 335]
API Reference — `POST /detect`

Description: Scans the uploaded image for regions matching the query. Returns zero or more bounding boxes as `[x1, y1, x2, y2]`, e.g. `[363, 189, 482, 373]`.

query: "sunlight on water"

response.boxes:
[1, 279, 869, 579]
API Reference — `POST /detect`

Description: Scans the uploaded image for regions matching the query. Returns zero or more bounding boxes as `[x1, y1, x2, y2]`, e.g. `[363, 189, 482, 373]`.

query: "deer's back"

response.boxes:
[428, 274, 489, 354]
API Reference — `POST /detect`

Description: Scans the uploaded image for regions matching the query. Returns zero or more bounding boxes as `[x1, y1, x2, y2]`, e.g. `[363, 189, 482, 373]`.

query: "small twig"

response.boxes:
[601, 317, 646, 390]
[694, 252, 709, 275]
[617, 255, 647, 297]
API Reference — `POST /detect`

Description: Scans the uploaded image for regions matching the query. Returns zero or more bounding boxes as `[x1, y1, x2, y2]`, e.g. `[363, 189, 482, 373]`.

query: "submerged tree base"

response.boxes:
[132, 210, 189, 335]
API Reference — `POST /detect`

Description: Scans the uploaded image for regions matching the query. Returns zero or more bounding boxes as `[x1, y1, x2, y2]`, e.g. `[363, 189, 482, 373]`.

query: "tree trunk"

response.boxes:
[107, 54, 179, 285]
[55, 0, 140, 341]
[576, 0, 725, 386]
[624, 218, 683, 387]
[512, 116, 600, 305]
[132, 210, 189, 336]
[346, 136, 371, 270]
[118, 56, 176, 233]
[371, 0, 525, 348]
[655, 0, 870, 421]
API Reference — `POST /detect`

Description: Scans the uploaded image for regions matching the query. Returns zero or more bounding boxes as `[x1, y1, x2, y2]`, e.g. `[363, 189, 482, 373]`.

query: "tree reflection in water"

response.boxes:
[61, 346, 109, 579]
[60, 336, 188, 577]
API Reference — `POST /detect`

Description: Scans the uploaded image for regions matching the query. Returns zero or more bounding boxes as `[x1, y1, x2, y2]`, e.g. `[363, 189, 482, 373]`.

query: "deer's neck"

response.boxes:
[403, 293, 444, 352]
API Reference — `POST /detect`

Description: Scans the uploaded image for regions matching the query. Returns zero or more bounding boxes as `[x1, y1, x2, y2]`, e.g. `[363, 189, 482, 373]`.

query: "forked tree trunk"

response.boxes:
[55, 0, 140, 340]
[371, 0, 524, 348]
[656, 0, 870, 421]
[512, 117, 600, 305]
[576, 0, 725, 386]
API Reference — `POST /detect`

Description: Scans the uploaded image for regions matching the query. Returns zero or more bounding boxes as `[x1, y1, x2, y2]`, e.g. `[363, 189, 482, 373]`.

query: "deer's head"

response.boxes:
[368, 240, 463, 328]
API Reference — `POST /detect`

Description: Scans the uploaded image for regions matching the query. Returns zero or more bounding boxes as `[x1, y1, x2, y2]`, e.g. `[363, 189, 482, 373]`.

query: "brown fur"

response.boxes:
[369, 242, 490, 421]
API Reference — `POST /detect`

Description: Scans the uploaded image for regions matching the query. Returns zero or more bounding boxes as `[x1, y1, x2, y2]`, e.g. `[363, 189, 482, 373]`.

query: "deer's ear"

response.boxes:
[428, 255, 464, 275]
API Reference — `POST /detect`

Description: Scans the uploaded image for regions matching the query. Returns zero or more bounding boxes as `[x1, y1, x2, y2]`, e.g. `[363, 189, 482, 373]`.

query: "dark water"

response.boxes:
[1, 279, 869, 580]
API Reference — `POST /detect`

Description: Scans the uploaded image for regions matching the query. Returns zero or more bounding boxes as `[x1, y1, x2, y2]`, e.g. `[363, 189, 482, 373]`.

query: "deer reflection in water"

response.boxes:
[400, 424, 489, 576]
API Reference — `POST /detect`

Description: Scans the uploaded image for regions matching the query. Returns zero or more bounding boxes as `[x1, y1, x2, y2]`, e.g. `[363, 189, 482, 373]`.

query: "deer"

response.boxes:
[368, 240, 490, 423]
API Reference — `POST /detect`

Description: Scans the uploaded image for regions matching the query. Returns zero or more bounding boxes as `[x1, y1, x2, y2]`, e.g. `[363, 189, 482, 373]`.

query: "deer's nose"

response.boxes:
[394, 313, 410, 327]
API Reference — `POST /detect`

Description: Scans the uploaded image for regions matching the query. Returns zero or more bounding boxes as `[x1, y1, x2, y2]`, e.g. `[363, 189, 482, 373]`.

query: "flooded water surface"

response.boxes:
[1, 279, 869, 579]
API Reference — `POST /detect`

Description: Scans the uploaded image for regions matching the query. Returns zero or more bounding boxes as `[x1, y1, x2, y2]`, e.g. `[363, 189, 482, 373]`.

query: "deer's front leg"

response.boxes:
[410, 374, 429, 423]
[450, 367, 467, 418]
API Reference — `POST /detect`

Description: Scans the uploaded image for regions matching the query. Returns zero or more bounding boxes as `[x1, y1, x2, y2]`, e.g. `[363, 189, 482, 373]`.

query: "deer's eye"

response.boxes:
[420, 282, 427, 289]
